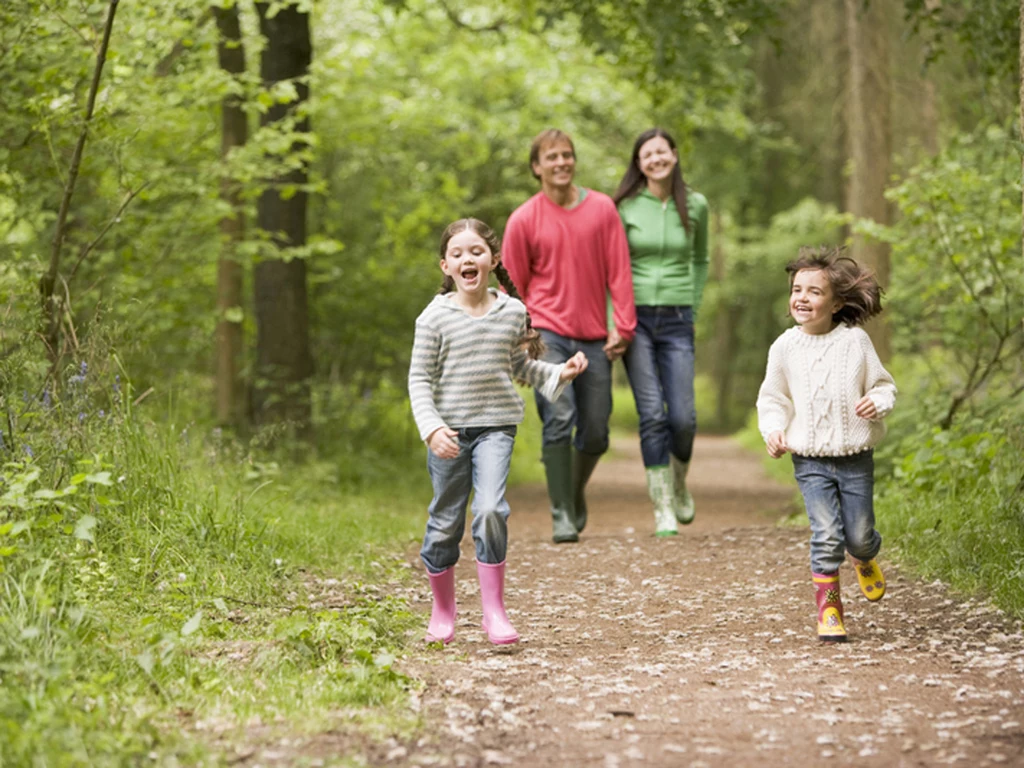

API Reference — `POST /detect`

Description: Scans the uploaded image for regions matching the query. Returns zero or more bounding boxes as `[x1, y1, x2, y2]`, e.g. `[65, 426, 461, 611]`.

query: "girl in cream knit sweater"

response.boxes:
[757, 246, 896, 643]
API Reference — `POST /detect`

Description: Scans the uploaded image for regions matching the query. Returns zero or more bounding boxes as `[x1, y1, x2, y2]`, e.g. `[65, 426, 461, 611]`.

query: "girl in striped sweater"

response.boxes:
[757, 246, 896, 643]
[408, 218, 587, 645]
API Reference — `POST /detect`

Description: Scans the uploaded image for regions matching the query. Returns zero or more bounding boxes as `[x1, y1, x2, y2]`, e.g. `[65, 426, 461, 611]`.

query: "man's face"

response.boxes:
[531, 139, 575, 190]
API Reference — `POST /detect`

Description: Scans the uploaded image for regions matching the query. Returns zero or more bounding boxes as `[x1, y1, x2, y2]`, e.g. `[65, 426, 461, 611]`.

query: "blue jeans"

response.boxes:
[623, 306, 697, 468]
[792, 451, 882, 574]
[534, 330, 612, 455]
[421, 426, 516, 574]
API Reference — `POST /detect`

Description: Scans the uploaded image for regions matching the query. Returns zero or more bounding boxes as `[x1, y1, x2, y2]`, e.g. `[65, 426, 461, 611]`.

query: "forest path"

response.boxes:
[389, 435, 1024, 767]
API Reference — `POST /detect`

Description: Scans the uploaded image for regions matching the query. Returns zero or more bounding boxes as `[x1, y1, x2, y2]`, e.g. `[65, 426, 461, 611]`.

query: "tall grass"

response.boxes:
[0, 360, 427, 765]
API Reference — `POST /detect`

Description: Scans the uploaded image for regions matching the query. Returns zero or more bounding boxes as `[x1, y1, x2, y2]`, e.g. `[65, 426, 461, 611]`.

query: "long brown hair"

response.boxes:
[785, 246, 883, 327]
[612, 128, 690, 232]
[437, 218, 545, 358]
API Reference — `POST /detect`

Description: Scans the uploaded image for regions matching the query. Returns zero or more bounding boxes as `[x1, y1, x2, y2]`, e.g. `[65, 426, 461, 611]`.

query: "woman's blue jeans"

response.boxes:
[534, 330, 612, 454]
[792, 451, 882, 574]
[420, 426, 516, 574]
[623, 306, 697, 468]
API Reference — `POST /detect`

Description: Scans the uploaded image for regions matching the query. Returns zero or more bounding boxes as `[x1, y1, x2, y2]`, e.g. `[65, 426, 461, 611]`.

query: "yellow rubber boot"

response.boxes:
[813, 572, 847, 643]
[851, 557, 886, 601]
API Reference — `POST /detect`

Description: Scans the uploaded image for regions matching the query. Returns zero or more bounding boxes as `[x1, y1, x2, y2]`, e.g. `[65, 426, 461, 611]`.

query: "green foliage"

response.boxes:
[876, 412, 1024, 615]
[0, 328, 425, 764]
[878, 126, 1023, 430]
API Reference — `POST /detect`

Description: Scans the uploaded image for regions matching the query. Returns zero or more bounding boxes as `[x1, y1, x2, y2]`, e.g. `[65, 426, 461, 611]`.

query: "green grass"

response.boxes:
[0, 380, 429, 766]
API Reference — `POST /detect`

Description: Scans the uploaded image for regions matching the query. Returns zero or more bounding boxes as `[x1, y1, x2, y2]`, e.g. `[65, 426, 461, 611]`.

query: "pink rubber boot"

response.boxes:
[425, 566, 456, 644]
[476, 560, 519, 645]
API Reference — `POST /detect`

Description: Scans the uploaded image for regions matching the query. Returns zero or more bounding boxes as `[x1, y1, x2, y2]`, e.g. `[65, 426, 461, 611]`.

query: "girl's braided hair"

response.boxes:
[438, 218, 545, 359]
[786, 245, 883, 327]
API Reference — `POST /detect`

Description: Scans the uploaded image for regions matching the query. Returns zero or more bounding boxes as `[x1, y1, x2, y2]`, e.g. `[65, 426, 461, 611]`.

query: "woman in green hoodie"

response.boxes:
[612, 128, 709, 537]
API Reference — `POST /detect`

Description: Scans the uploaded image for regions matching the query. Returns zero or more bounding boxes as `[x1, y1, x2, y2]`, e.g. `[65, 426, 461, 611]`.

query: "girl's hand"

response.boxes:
[559, 351, 589, 382]
[766, 431, 788, 459]
[855, 395, 878, 420]
[427, 426, 460, 459]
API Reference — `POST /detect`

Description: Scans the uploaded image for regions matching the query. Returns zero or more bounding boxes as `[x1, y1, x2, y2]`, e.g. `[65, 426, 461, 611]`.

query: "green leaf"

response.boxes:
[73, 515, 97, 542]
[181, 610, 203, 637]
[136, 650, 155, 675]
[85, 472, 113, 486]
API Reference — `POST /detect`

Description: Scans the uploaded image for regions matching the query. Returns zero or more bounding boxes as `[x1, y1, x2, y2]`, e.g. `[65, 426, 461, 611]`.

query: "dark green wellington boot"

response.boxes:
[542, 444, 578, 543]
[572, 450, 601, 533]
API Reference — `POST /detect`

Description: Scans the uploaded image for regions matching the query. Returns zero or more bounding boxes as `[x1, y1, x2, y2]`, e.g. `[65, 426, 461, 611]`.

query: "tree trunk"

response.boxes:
[252, 0, 313, 433]
[845, 0, 892, 361]
[40, 0, 119, 366]
[709, 212, 736, 430]
[1020, 0, 1023, 264]
[213, 3, 247, 429]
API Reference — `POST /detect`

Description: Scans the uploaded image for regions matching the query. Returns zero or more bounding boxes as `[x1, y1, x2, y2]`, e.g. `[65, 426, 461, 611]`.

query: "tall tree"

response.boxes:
[213, 1, 248, 428]
[845, 0, 892, 360]
[252, 0, 313, 431]
[39, 0, 119, 367]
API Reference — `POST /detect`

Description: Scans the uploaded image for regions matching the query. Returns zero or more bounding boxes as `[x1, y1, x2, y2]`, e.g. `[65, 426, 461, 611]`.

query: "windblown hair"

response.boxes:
[528, 128, 576, 181]
[612, 127, 690, 232]
[437, 218, 545, 359]
[785, 246, 883, 327]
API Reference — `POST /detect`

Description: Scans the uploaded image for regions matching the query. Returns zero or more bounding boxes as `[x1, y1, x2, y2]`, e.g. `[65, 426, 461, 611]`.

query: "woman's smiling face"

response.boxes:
[637, 135, 678, 184]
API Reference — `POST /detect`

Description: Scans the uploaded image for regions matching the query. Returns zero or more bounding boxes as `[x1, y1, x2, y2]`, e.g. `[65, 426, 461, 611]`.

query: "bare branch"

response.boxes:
[41, 0, 119, 362]
[66, 182, 150, 284]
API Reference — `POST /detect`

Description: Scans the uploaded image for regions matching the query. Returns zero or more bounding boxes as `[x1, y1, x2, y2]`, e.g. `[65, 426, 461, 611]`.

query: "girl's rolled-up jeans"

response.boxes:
[792, 450, 881, 574]
[421, 425, 516, 574]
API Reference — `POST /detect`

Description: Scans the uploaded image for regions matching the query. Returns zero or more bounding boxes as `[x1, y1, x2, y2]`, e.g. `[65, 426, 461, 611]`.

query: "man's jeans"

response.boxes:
[421, 426, 516, 574]
[623, 306, 697, 468]
[792, 450, 881, 574]
[534, 330, 612, 454]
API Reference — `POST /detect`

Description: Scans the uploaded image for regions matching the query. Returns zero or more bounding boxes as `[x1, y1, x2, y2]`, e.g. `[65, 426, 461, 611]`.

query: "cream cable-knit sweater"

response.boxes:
[756, 325, 896, 457]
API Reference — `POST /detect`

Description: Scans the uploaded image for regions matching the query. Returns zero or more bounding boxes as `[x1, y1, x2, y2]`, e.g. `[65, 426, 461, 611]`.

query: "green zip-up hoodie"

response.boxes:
[618, 187, 709, 312]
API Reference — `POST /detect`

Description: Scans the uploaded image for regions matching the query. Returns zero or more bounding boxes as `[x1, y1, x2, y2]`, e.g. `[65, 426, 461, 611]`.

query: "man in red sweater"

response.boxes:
[503, 128, 637, 543]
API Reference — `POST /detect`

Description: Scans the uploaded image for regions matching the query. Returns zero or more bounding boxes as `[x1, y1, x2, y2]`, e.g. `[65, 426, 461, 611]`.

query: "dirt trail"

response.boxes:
[392, 435, 1024, 767]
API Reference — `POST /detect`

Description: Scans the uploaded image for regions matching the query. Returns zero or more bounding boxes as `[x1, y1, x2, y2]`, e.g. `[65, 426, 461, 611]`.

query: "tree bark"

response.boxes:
[844, 0, 892, 361]
[709, 212, 736, 430]
[40, 0, 119, 364]
[213, 3, 248, 429]
[252, 0, 313, 433]
[1020, 0, 1023, 264]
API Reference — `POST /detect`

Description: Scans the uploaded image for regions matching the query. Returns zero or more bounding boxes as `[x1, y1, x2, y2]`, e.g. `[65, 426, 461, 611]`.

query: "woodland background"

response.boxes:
[0, 0, 1022, 764]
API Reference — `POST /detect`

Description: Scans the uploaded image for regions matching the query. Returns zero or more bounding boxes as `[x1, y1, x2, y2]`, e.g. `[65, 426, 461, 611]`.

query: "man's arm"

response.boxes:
[501, 210, 531, 299]
[604, 204, 636, 345]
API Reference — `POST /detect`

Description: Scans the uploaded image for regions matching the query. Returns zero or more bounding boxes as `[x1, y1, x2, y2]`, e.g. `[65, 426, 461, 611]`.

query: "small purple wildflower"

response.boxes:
[42, 389, 52, 409]
[23, 444, 33, 458]
[78, 412, 86, 423]
[80, 361, 88, 376]
[113, 375, 121, 394]
[98, 409, 105, 418]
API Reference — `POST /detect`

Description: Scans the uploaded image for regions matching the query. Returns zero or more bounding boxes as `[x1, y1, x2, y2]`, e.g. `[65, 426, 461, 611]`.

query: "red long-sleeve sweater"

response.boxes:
[502, 190, 636, 343]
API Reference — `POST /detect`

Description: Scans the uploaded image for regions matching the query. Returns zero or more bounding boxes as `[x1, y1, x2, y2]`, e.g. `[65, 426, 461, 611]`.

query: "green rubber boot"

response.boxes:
[542, 444, 578, 543]
[572, 450, 601, 533]
[646, 465, 678, 537]
[670, 455, 695, 525]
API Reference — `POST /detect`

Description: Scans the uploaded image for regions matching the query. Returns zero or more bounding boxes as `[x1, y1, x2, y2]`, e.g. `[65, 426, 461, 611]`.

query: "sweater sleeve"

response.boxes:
[510, 316, 568, 402]
[501, 211, 531, 300]
[691, 196, 710, 316]
[858, 330, 897, 419]
[604, 204, 637, 342]
[756, 338, 794, 439]
[408, 315, 446, 442]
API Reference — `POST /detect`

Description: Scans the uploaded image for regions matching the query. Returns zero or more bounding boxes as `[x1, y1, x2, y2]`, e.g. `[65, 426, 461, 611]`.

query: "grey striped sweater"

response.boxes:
[408, 290, 566, 441]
